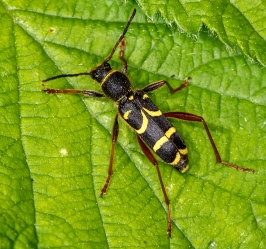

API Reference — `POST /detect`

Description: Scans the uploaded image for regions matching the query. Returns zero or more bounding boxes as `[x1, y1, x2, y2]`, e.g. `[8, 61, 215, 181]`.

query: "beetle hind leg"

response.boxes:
[164, 112, 254, 173]
[136, 135, 172, 238]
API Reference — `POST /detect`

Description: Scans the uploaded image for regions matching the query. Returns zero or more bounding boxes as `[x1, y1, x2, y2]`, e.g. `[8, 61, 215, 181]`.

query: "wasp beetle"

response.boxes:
[43, 9, 254, 237]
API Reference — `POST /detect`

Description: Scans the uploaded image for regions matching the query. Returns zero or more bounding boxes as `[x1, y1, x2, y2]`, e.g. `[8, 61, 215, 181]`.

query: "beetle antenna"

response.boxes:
[42, 9, 136, 83]
[103, 9, 136, 64]
[42, 72, 92, 83]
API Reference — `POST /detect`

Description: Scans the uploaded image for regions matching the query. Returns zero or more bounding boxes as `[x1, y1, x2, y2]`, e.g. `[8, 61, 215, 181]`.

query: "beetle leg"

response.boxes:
[136, 135, 172, 238]
[142, 77, 191, 94]
[119, 38, 128, 74]
[43, 89, 104, 97]
[100, 114, 119, 197]
[164, 112, 254, 173]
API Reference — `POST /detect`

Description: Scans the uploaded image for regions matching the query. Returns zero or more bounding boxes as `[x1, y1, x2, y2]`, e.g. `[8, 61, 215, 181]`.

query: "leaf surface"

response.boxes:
[0, 0, 265, 248]
[137, 0, 266, 67]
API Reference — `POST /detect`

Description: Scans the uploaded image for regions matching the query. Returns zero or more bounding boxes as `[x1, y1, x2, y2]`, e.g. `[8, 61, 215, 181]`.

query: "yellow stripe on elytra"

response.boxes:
[100, 70, 117, 87]
[128, 95, 134, 100]
[165, 127, 176, 138]
[143, 108, 162, 117]
[153, 136, 169, 152]
[169, 152, 181, 166]
[123, 110, 132, 120]
[179, 147, 188, 155]
[136, 110, 148, 134]
[153, 127, 176, 152]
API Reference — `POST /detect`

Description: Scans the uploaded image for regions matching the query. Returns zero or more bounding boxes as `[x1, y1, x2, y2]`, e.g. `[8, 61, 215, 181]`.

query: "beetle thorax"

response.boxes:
[90, 63, 132, 101]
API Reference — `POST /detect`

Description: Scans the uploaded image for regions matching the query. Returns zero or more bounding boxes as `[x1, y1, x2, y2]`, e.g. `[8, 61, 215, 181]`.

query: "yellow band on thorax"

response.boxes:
[100, 70, 117, 87]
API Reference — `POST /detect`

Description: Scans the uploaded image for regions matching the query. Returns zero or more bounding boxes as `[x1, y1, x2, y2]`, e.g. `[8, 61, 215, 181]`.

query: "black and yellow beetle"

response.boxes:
[43, 9, 254, 237]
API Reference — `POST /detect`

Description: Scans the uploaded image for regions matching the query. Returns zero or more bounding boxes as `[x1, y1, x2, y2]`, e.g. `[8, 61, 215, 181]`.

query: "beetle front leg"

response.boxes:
[119, 38, 128, 74]
[43, 89, 104, 97]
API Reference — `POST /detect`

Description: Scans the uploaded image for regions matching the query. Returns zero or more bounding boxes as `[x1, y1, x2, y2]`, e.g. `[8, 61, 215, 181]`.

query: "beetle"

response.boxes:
[42, 9, 254, 237]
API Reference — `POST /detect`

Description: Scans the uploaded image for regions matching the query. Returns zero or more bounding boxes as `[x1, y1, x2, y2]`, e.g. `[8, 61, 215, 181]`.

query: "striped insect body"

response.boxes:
[119, 90, 188, 172]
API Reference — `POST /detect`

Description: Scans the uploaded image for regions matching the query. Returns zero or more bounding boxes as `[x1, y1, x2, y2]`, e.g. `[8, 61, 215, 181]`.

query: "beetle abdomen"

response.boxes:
[119, 90, 188, 172]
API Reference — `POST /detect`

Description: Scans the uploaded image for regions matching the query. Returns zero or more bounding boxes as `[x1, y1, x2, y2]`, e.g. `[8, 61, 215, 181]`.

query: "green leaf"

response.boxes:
[0, 0, 265, 248]
[137, 0, 266, 67]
